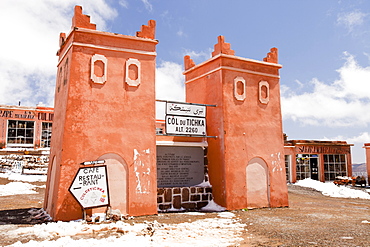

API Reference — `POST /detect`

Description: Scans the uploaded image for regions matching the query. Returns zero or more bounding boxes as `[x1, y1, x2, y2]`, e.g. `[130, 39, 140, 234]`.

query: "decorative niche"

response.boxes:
[63, 58, 69, 86]
[259, 81, 269, 104]
[125, 58, 141, 87]
[57, 67, 62, 93]
[234, 76, 246, 101]
[91, 54, 107, 84]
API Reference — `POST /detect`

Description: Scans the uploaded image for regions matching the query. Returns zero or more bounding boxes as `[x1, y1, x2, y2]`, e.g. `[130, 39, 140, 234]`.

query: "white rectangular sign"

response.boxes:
[166, 102, 206, 117]
[165, 115, 206, 136]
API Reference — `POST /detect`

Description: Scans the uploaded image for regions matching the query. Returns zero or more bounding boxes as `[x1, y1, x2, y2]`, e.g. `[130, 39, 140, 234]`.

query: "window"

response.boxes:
[324, 154, 347, 181]
[285, 155, 291, 182]
[296, 154, 319, 181]
[233, 77, 246, 101]
[258, 81, 269, 104]
[7, 120, 34, 146]
[125, 58, 141, 87]
[41, 122, 52, 148]
[91, 54, 107, 84]
[156, 128, 164, 135]
[296, 155, 310, 180]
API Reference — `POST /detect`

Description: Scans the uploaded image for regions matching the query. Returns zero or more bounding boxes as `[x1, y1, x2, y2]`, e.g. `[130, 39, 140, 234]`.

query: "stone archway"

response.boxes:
[246, 157, 270, 208]
[98, 153, 128, 214]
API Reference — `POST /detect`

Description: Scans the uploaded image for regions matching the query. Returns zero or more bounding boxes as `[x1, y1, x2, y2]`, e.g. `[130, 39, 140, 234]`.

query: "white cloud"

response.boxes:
[155, 61, 185, 101]
[119, 0, 129, 8]
[325, 132, 370, 144]
[141, 0, 153, 12]
[294, 79, 304, 88]
[282, 52, 370, 127]
[155, 61, 185, 119]
[0, 0, 117, 106]
[337, 10, 368, 33]
[177, 29, 186, 37]
[183, 49, 212, 64]
[347, 132, 370, 144]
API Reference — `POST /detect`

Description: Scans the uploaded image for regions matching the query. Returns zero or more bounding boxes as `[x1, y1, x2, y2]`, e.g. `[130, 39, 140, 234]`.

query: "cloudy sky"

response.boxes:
[0, 0, 369, 163]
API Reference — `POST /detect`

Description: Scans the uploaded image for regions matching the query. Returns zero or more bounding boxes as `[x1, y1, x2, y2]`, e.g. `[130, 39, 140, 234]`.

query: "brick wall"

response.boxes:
[157, 186, 212, 212]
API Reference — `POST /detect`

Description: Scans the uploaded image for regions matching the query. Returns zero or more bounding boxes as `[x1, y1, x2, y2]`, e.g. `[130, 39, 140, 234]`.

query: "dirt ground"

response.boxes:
[0, 176, 369, 246]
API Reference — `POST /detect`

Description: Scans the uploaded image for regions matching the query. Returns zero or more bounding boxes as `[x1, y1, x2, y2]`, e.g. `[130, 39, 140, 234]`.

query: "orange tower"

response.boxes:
[44, 6, 158, 220]
[184, 36, 289, 209]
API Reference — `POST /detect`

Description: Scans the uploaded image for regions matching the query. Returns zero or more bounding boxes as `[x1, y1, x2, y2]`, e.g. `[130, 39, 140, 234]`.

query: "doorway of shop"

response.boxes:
[310, 155, 319, 180]
[296, 154, 319, 181]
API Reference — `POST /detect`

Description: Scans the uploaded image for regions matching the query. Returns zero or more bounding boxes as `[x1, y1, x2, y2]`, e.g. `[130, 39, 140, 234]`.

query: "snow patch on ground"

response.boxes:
[295, 178, 370, 199]
[0, 172, 47, 183]
[180, 212, 206, 216]
[217, 212, 235, 218]
[200, 200, 225, 212]
[0, 171, 45, 196]
[8, 217, 246, 247]
[195, 180, 212, 187]
[0, 182, 39, 196]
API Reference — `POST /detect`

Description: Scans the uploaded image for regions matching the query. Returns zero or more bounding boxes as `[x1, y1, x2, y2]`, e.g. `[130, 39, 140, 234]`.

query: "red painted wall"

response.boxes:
[184, 36, 289, 209]
[44, 6, 158, 221]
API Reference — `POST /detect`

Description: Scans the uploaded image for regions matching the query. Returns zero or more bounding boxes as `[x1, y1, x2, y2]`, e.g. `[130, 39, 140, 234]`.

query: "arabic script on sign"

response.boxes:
[166, 103, 206, 117]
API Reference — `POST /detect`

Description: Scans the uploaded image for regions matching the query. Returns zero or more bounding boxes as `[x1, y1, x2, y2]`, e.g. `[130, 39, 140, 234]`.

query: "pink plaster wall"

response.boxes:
[184, 36, 289, 210]
[44, 6, 158, 221]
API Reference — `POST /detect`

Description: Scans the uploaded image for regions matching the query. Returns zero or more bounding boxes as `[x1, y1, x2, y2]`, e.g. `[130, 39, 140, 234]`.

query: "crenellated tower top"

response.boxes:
[263, 47, 278, 64]
[211, 36, 235, 57]
[136, 20, 156, 39]
[72, 5, 97, 30]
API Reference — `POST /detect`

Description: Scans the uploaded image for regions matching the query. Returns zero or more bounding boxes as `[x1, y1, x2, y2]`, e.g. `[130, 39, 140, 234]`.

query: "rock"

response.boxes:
[111, 214, 121, 221]
[94, 216, 100, 223]
[85, 215, 92, 222]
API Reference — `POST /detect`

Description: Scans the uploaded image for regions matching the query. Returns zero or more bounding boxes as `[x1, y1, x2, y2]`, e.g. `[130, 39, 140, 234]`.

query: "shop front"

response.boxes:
[0, 104, 54, 153]
[284, 139, 353, 183]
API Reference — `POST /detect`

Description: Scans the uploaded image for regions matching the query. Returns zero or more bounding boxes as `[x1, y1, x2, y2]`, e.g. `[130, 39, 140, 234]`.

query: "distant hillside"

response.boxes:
[352, 163, 367, 174]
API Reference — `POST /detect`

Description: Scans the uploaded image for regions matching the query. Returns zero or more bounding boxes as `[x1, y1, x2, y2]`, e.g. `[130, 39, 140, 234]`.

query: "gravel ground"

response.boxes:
[237, 185, 370, 246]
[0, 177, 369, 246]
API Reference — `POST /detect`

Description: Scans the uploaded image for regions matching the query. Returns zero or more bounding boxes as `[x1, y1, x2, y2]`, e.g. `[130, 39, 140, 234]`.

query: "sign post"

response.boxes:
[69, 164, 110, 209]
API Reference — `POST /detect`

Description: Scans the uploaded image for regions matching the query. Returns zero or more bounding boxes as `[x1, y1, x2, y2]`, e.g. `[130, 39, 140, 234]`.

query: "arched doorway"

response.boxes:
[98, 153, 128, 214]
[246, 157, 270, 208]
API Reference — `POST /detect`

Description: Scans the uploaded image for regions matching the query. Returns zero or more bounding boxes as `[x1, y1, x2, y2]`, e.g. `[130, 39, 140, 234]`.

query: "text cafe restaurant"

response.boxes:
[0, 104, 54, 153]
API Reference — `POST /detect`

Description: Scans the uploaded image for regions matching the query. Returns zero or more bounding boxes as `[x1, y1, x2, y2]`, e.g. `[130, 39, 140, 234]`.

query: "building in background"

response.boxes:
[284, 134, 353, 183]
[0, 104, 53, 175]
[0, 104, 53, 154]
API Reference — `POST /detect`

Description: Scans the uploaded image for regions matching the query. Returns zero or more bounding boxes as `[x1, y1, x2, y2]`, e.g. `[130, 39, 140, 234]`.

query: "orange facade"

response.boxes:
[44, 6, 158, 221]
[44, 6, 290, 221]
[184, 37, 288, 209]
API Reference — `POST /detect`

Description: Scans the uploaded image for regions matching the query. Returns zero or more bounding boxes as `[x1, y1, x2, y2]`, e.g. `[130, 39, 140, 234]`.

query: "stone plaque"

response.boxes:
[157, 146, 204, 187]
